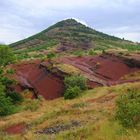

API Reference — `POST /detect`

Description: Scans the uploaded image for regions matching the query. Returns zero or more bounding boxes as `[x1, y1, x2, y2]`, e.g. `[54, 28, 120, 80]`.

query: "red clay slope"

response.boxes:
[56, 54, 140, 86]
[11, 54, 140, 100]
[12, 60, 64, 100]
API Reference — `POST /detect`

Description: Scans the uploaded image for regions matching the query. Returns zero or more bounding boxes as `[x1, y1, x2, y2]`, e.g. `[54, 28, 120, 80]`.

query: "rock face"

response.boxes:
[35, 121, 81, 135]
[12, 60, 64, 100]
[10, 53, 140, 100]
[56, 54, 140, 86]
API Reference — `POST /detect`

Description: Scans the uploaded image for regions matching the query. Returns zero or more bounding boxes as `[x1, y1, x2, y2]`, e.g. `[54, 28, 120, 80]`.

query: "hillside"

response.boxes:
[10, 19, 140, 53]
[1, 82, 140, 140]
[0, 18, 140, 140]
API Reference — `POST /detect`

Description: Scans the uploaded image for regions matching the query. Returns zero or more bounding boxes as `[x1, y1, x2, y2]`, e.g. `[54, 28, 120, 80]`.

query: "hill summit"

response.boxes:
[11, 18, 138, 52]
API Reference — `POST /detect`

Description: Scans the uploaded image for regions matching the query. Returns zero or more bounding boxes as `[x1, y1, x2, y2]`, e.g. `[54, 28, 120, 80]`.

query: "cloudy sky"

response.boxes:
[0, 0, 140, 44]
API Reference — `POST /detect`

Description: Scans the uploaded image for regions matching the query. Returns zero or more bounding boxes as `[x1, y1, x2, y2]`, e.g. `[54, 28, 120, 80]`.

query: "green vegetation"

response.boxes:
[23, 99, 40, 112]
[6, 68, 15, 74]
[0, 45, 23, 116]
[64, 86, 81, 99]
[0, 94, 16, 116]
[10, 19, 140, 55]
[14, 40, 57, 60]
[88, 49, 97, 55]
[0, 76, 15, 87]
[64, 75, 87, 90]
[64, 75, 87, 99]
[0, 45, 16, 66]
[0, 79, 23, 116]
[6, 91, 23, 104]
[0, 19, 140, 139]
[0, 82, 16, 116]
[115, 88, 140, 128]
[47, 52, 56, 59]
[1, 82, 140, 140]
[72, 50, 85, 57]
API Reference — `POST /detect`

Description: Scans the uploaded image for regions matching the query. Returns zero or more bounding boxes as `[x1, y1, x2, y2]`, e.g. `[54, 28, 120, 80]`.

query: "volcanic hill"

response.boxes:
[10, 19, 140, 52]
[8, 19, 140, 100]
[1, 19, 140, 140]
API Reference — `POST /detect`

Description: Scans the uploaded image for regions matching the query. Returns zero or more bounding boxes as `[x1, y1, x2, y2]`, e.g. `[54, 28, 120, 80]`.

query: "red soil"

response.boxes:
[57, 54, 140, 86]
[12, 60, 64, 100]
[4, 123, 25, 135]
[87, 80, 102, 88]
[11, 54, 140, 100]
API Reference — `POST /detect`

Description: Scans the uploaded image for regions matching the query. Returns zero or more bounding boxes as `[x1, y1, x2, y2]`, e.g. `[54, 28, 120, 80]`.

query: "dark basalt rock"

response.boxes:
[35, 121, 81, 135]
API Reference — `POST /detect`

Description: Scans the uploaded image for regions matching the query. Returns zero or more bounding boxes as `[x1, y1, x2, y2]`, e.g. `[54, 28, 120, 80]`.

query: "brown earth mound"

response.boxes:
[12, 60, 64, 100]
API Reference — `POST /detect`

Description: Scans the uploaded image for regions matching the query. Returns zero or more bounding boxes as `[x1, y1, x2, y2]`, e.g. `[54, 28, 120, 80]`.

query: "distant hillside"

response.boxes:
[10, 18, 140, 52]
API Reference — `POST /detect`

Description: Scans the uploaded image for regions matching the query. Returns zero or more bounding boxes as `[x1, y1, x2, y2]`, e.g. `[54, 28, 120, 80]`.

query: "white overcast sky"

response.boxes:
[0, 0, 140, 44]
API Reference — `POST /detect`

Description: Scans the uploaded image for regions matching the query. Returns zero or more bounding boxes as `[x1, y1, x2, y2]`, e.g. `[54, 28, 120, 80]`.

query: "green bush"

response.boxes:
[64, 75, 87, 99]
[73, 50, 84, 57]
[0, 77, 14, 87]
[64, 75, 87, 90]
[115, 88, 140, 128]
[47, 52, 56, 59]
[0, 95, 16, 116]
[0, 82, 5, 96]
[0, 70, 18, 116]
[64, 86, 81, 100]
[6, 92, 23, 104]
[6, 69, 15, 74]
[0, 82, 17, 116]
[0, 68, 3, 75]
[88, 49, 97, 55]
[0, 45, 16, 66]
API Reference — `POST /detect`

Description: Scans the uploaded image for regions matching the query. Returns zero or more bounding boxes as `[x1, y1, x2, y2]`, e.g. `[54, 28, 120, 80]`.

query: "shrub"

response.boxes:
[6, 92, 23, 104]
[0, 45, 16, 66]
[88, 49, 97, 55]
[6, 69, 15, 74]
[0, 82, 17, 116]
[0, 82, 5, 96]
[47, 52, 56, 59]
[64, 86, 81, 100]
[0, 95, 15, 116]
[73, 51, 84, 57]
[0, 68, 3, 75]
[64, 75, 87, 90]
[115, 88, 140, 128]
[64, 75, 87, 99]
[0, 77, 14, 87]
